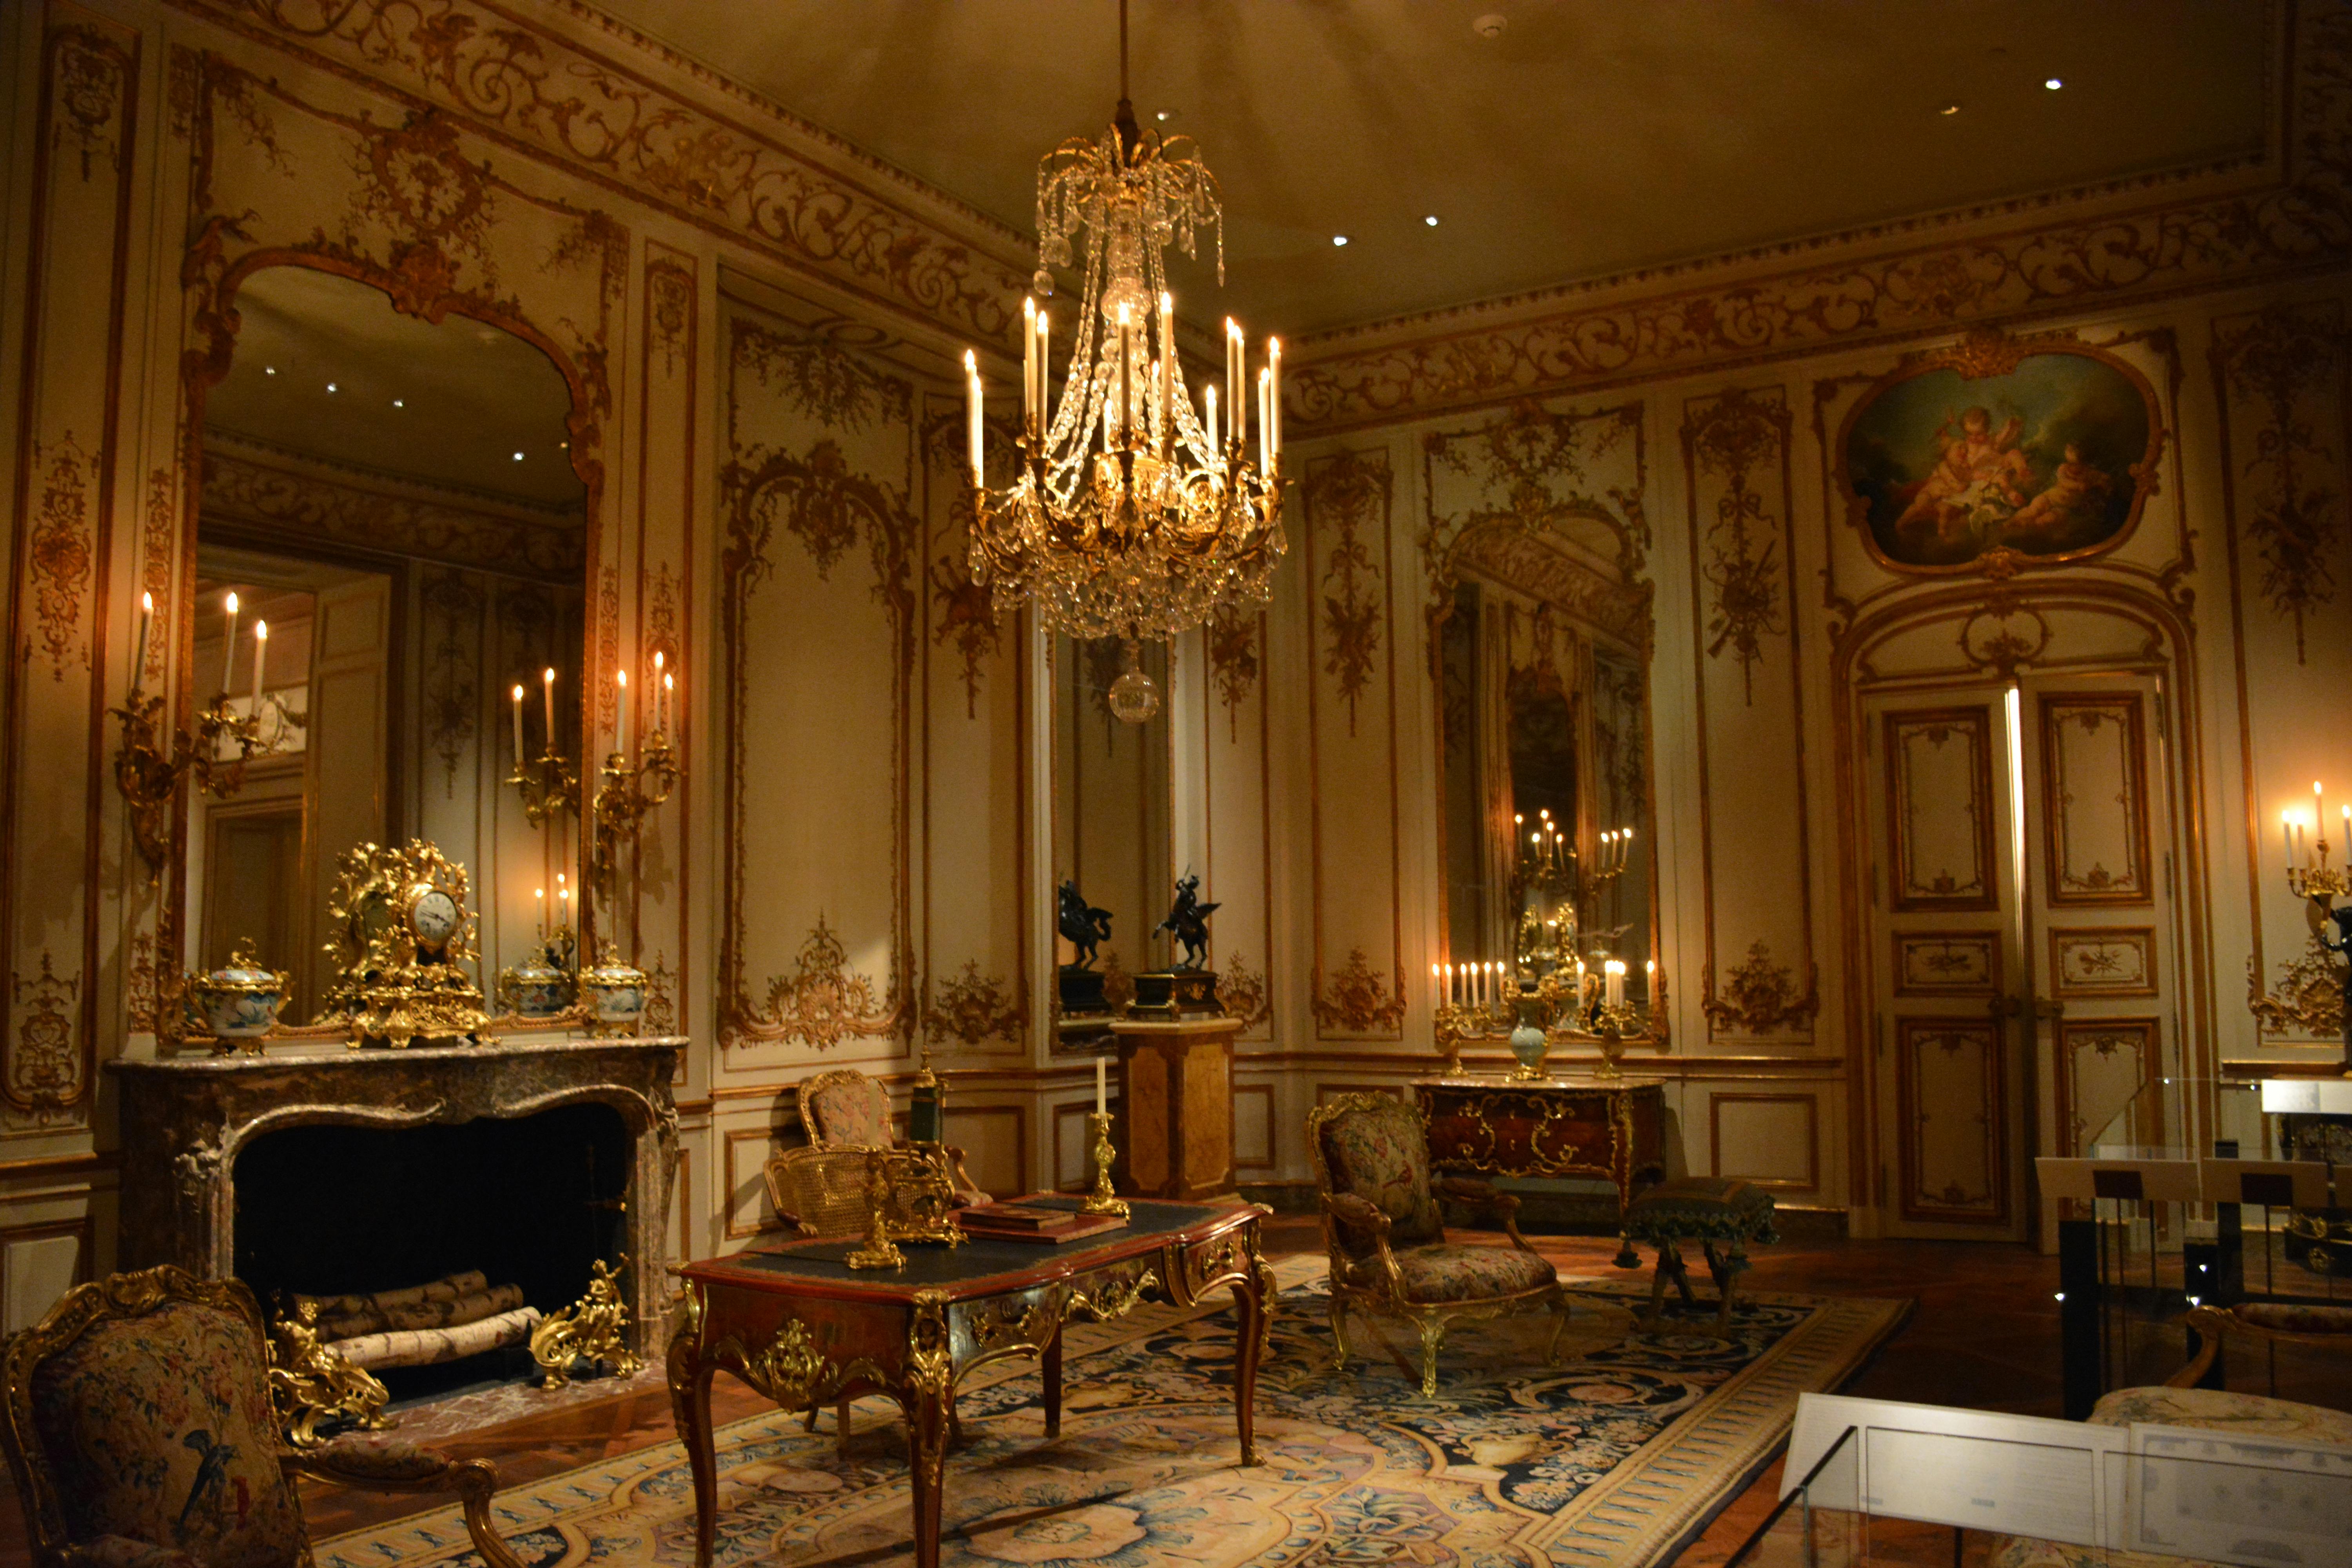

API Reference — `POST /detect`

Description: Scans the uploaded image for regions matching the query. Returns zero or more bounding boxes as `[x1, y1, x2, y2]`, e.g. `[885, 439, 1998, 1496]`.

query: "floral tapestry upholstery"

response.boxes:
[1386, 1244, 1557, 1304]
[1986, 1385, 2352, 1568]
[802, 1074, 888, 1148]
[28, 1297, 308, 1568]
[1624, 1176, 1780, 1262]
[1316, 1097, 1443, 1252]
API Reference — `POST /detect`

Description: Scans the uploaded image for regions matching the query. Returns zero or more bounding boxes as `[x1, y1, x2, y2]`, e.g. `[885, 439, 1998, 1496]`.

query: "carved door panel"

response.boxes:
[2022, 678, 2178, 1165]
[1868, 695, 2024, 1240]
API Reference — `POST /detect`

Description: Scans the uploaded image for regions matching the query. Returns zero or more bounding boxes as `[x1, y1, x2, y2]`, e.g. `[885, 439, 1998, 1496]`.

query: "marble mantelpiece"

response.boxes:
[107, 1035, 682, 1354]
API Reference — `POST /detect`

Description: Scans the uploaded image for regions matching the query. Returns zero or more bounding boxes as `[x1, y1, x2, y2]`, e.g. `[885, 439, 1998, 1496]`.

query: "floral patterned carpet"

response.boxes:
[317, 1258, 1907, 1568]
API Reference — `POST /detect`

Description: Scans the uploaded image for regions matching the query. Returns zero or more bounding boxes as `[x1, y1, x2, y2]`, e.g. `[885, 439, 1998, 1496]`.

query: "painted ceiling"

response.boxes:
[585, 0, 2269, 337]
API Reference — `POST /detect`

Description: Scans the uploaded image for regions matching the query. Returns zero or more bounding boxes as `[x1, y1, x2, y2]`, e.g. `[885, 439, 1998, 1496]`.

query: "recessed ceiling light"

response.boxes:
[1156, 108, 1174, 122]
[1332, 235, 1349, 247]
[2044, 77, 2063, 90]
[1938, 102, 1961, 115]
[1473, 13, 1507, 39]
[392, 398, 403, 408]
[1425, 215, 1439, 227]
[558, 440, 568, 449]
[325, 382, 338, 392]
[264, 366, 276, 376]
[512, 451, 525, 461]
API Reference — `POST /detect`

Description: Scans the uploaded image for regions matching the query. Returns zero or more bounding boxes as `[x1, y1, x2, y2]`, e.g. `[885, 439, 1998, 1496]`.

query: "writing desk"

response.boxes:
[667, 1194, 1274, 1568]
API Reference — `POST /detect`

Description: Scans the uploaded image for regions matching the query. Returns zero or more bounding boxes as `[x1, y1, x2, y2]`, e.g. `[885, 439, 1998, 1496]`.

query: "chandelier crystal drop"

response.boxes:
[964, 0, 1286, 723]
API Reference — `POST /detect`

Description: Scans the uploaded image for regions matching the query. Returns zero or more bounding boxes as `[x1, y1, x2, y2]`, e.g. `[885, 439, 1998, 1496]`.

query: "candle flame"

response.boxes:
[543, 667, 555, 684]
[512, 683, 524, 701]
[142, 590, 152, 613]
[225, 591, 238, 615]
[254, 619, 267, 641]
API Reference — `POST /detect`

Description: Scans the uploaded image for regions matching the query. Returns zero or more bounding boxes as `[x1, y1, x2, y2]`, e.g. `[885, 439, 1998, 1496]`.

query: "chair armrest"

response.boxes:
[1323, 1191, 1392, 1236]
[58, 1539, 199, 1568]
[1433, 1175, 1540, 1251]
[2169, 1304, 2230, 1388]
[285, 1438, 524, 1568]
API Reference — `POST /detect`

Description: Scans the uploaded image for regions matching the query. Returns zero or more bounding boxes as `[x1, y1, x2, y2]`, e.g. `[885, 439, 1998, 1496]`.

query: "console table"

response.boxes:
[1413, 1075, 1668, 1210]
[667, 1194, 1274, 1568]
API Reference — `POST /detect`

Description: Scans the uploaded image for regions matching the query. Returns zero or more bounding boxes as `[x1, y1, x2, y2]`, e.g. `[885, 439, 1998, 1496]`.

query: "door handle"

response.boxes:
[2033, 995, 2065, 1021]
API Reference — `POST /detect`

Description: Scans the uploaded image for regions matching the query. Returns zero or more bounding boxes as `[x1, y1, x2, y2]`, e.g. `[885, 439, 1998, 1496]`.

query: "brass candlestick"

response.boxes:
[590, 733, 679, 902]
[1080, 1111, 1129, 1218]
[506, 746, 579, 829]
[2283, 817, 2352, 1075]
[846, 1148, 906, 1270]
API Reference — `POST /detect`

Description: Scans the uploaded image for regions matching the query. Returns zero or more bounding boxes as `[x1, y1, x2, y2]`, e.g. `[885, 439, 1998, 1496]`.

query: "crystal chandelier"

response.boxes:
[964, 0, 1285, 724]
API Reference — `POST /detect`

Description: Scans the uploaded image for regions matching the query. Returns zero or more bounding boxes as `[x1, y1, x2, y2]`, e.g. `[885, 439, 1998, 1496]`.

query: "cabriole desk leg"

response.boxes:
[900, 1291, 954, 1568]
[1042, 1322, 1064, 1440]
[1231, 1223, 1269, 1467]
[666, 1296, 719, 1568]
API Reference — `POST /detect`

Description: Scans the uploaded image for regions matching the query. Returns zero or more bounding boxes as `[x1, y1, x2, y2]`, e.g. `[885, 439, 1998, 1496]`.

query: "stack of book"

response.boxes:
[954, 1200, 1127, 1244]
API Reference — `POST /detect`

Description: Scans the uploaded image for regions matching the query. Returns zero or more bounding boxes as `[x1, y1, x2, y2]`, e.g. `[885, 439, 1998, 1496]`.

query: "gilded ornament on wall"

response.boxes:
[1306, 452, 1391, 736]
[1219, 951, 1272, 1034]
[922, 960, 1024, 1049]
[1701, 941, 1820, 1036]
[1207, 607, 1261, 740]
[2249, 927, 2347, 1042]
[1311, 947, 1406, 1036]
[731, 318, 908, 435]
[27, 435, 94, 677]
[8, 954, 81, 1118]
[1682, 389, 1791, 705]
[930, 549, 1001, 721]
[757, 918, 882, 1053]
[1837, 332, 2163, 573]
[421, 570, 484, 799]
[2209, 302, 2348, 664]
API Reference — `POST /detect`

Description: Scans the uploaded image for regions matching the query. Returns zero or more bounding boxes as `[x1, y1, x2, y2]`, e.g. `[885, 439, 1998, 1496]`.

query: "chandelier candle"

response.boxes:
[221, 591, 239, 694]
[250, 620, 267, 706]
[962, 34, 1288, 724]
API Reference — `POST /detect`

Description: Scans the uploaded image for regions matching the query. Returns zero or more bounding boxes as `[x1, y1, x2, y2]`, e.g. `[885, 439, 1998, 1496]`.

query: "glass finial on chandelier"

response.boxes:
[963, 0, 1288, 723]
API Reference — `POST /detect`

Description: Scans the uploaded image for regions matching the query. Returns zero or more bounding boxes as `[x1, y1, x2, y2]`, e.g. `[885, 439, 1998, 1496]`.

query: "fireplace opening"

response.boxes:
[233, 1100, 630, 1395]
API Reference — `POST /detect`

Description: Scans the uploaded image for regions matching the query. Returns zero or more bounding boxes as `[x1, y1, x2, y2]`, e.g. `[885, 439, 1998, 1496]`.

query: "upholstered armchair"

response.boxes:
[0, 1266, 522, 1568]
[1308, 1091, 1570, 1397]
[796, 1067, 988, 1204]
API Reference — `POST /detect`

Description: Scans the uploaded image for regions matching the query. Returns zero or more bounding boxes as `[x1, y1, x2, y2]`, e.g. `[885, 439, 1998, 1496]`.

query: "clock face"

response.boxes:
[410, 888, 461, 951]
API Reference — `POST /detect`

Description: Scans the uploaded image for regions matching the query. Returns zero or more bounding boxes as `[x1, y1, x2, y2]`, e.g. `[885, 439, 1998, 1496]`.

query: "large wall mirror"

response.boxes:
[183, 265, 588, 1023]
[1049, 635, 1171, 1049]
[1435, 527, 1659, 1023]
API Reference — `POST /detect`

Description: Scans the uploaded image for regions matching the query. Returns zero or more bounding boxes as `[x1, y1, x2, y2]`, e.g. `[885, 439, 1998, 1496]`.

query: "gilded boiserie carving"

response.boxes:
[201, 443, 587, 580]
[140, 468, 176, 689]
[9, 956, 82, 1118]
[756, 919, 882, 1054]
[1218, 952, 1272, 1034]
[1681, 389, 1790, 704]
[1306, 453, 1390, 735]
[928, 489, 1004, 720]
[1281, 3, 2350, 431]
[1207, 608, 1262, 739]
[2209, 302, 2348, 664]
[26, 435, 97, 679]
[1312, 947, 1406, 1035]
[2249, 927, 2347, 1041]
[1700, 941, 1821, 1036]
[922, 961, 1024, 1049]
[421, 569, 484, 799]
[181, 0, 1032, 349]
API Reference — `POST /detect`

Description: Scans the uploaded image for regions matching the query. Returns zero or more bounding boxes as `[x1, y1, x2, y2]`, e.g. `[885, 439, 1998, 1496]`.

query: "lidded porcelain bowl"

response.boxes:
[189, 941, 289, 1045]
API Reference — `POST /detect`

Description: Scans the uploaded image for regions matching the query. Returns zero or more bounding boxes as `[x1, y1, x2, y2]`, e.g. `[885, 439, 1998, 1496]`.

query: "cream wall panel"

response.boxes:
[942, 1104, 1023, 1200]
[1707, 1093, 1820, 1192]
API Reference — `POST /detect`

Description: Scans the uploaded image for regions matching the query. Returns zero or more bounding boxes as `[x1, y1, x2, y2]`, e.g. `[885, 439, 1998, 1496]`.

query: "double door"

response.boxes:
[1866, 672, 2183, 1242]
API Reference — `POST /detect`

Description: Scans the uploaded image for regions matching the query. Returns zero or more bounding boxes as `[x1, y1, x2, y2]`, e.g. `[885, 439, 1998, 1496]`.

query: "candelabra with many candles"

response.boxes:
[1434, 809, 1650, 1080]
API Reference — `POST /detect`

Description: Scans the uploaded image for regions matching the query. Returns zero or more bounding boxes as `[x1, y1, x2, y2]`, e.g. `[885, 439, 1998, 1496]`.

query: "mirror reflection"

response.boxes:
[1051, 635, 1171, 1049]
[187, 266, 587, 1022]
[1438, 568, 1656, 1011]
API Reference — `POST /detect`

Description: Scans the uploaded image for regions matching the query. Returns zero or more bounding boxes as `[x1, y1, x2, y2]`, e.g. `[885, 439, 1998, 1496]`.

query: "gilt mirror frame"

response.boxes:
[161, 249, 608, 1044]
[1423, 478, 1664, 1032]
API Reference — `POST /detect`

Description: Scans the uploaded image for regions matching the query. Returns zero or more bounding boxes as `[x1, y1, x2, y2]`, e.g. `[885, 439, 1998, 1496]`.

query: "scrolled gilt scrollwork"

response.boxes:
[962, 1289, 1066, 1356]
[1065, 1264, 1159, 1323]
[2248, 927, 2347, 1040]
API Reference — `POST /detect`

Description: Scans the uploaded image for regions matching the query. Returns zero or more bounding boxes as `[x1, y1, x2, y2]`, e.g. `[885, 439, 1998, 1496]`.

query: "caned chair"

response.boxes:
[1307, 1091, 1571, 1397]
[795, 1067, 989, 1204]
[0, 1265, 522, 1568]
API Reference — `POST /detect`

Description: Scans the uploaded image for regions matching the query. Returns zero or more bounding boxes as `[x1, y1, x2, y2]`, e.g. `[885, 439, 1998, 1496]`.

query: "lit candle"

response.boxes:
[1204, 382, 1219, 457]
[1268, 336, 1282, 459]
[653, 650, 666, 735]
[130, 591, 152, 698]
[1022, 296, 1037, 436]
[558, 880, 571, 930]
[220, 591, 239, 694]
[1116, 303, 1132, 445]
[963, 349, 984, 486]
[1095, 1054, 1107, 1116]
[250, 619, 267, 706]
[664, 670, 675, 737]
[615, 668, 629, 759]
[1431, 962, 1441, 1006]
[2318, 782, 2330, 849]
[1258, 367, 1270, 475]
[1604, 959, 1626, 1010]
[2341, 804, 2349, 856]
[1225, 318, 1241, 446]
[542, 667, 557, 755]
[535, 886, 545, 940]
[2285, 809, 2296, 873]
[512, 682, 525, 759]
[1158, 291, 1174, 452]
[1036, 308, 1050, 436]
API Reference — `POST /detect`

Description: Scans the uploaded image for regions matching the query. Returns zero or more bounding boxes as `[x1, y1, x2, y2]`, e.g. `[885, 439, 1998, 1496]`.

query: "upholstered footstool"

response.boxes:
[1615, 1176, 1778, 1336]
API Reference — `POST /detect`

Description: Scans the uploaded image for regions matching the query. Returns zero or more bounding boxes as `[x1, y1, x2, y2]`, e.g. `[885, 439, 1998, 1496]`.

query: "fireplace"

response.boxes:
[109, 1036, 680, 1357]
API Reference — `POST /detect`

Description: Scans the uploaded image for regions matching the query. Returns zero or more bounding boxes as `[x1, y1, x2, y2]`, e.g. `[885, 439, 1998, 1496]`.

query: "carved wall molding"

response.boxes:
[1283, 2, 2349, 432]
[1683, 389, 1792, 704]
[419, 568, 484, 798]
[1307, 453, 1388, 736]
[1310, 947, 1407, 1036]
[1207, 608, 1262, 741]
[2209, 301, 2349, 664]
[922, 960, 1024, 1050]
[169, 0, 1032, 354]
[200, 436, 587, 581]
[753, 919, 883, 1054]
[2248, 926, 2347, 1040]
[1702, 940, 1823, 1037]
[1219, 951, 1272, 1034]
[9, 956, 83, 1120]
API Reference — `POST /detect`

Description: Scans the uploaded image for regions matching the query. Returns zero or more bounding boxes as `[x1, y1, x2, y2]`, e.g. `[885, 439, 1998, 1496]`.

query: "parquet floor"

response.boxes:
[5, 1223, 2347, 1566]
